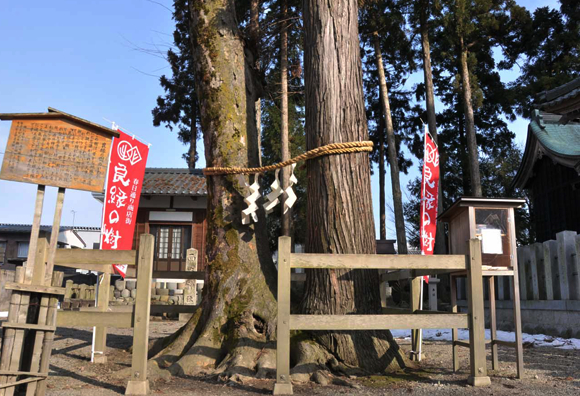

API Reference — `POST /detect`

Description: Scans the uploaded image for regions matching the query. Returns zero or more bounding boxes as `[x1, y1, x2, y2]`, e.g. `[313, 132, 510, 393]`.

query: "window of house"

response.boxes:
[17, 242, 29, 258]
[0, 241, 6, 264]
[150, 225, 192, 271]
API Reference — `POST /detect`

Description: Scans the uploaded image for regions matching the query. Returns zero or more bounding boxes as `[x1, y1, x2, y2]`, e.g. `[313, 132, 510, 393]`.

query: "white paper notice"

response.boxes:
[481, 228, 503, 254]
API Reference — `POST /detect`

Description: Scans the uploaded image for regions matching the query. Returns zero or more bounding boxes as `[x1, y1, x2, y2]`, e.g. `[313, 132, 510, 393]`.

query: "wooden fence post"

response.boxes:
[274, 236, 292, 395]
[528, 245, 540, 300]
[556, 231, 574, 300]
[467, 238, 490, 387]
[517, 247, 528, 300]
[410, 276, 422, 361]
[450, 274, 459, 372]
[544, 240, 560, 299]
[126, 234, 154, 396]
[535, 242, 553, 300]
[92, 272, 111, 363]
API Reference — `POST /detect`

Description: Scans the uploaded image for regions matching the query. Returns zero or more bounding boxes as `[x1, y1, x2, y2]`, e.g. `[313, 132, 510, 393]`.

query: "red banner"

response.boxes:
[101, 131, 149, 278]
[420, 125, 440, 282]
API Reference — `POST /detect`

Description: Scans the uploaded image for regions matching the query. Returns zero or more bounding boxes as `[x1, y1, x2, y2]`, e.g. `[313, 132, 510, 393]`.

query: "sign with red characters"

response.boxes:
[420, 124, 440, 281]
[101, 130, 149, 278]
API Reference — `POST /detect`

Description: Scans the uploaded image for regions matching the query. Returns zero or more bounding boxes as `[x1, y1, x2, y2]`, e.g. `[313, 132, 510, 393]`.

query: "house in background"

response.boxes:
[513, 77, 580, 242]
[94, 167, 208, 273]
[0, 224, 101, 269]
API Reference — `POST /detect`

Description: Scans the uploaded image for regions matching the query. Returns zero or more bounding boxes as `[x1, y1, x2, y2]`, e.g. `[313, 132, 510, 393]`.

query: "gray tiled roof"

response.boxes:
[0, 224, 100, 233]
[141, 168, 207, 196]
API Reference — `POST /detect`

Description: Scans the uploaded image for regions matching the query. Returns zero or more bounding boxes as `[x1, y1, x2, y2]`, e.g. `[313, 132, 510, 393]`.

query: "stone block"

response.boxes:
[157, 288, 169, 296]
[131, 289, 137, 298]
[177, 282, 186, 290]
[174, 289, 184, 295]
[115, 280, 126, 291]
[177, 295, 184, 305]
[114, 290, 121, 298]
[126, 280, 136, 290]
[155, 282, 162, 289]
[121, 289, 131, 298]
[151, 295, 161, 301]
[160, 295, 170, 303]
[167, 282, 178, 290]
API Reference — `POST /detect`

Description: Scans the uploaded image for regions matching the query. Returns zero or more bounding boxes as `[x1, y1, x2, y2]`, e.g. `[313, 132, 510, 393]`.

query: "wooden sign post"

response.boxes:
[0, 108, 118, 396]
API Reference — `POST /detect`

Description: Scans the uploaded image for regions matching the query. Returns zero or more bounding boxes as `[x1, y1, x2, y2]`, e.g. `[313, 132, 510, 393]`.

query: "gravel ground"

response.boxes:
[8, 321, 579, 395]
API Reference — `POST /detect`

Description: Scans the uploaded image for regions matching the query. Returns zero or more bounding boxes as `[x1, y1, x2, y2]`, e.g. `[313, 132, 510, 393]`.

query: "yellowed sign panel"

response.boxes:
[0, 119, 111, 192]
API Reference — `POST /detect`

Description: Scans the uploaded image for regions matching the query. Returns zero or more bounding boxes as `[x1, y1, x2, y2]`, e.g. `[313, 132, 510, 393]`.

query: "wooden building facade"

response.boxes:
[513, 78, 580, 242]
[130, 168, 208, 272]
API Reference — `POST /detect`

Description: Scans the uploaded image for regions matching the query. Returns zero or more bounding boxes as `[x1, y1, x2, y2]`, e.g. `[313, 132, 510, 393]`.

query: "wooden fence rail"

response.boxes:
[273, 237, 489, 395]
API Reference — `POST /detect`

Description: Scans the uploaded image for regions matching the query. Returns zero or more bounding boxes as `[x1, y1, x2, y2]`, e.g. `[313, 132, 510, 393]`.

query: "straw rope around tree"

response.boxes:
[203, 141, 374, 176]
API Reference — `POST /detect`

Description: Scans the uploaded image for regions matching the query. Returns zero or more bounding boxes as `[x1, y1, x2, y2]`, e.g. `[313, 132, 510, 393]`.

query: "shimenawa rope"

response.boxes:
[203, 140, 373, 176]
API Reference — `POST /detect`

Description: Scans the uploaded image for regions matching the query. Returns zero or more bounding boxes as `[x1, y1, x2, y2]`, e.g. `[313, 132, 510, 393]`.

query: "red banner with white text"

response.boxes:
[420, 125, 440, 283]
[101, 131, 149, 278]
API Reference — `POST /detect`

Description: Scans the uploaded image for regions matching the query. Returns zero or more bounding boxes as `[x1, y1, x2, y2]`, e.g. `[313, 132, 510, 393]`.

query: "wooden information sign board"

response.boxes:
[0, 118, 112, 192]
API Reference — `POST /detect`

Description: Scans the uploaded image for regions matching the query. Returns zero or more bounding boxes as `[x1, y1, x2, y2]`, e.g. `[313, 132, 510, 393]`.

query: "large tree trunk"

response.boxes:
[280, 0, 291, 237]
[250, 0, 263, 167]
[418, 0, 446, 253]
[146, 0, 278, 379]
[459, 38, 482, 197]
[373, 32, 408, 255]
[299, 0, 407, 374]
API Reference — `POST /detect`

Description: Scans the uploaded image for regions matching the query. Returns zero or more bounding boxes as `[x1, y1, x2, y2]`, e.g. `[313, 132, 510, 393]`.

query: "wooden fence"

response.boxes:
[274, 237, 489, 395]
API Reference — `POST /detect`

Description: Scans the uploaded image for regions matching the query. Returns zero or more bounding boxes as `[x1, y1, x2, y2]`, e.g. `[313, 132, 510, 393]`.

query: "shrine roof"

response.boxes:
[512, 110, 580, 189]
[0, 107, 119, 138]
[537, 77, 580, 119]
[141, 168, 206, 196]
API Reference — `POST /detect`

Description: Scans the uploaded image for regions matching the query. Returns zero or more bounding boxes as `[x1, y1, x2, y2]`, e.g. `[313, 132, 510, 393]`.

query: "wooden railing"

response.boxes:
[273, 237, 489, 395]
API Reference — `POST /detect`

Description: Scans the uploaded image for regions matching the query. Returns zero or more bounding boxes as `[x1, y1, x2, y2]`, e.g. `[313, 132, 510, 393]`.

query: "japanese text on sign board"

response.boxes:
[0, 120, 110, 192]
[101, 131, 149, 277]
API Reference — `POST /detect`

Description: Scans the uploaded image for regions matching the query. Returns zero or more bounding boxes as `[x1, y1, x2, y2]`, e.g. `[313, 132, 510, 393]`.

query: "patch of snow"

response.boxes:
[391, 328, 580, 350]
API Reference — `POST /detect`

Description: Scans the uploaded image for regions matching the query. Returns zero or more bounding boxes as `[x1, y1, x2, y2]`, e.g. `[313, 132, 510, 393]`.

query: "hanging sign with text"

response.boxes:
[420, 124, 440, 263]
[101, 131, 149, 277]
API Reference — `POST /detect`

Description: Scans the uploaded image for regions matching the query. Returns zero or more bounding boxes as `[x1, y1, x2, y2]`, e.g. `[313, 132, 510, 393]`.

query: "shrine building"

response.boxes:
[513, 77, 580, 242]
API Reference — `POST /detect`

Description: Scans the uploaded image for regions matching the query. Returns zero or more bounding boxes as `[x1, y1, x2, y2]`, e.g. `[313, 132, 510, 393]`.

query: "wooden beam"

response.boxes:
[55, 248, 137, 267]
[126, 234, 154, 396]
[152, 271, 205, 280]
[1, 323, 56, 332]
[0, 377, 42, 390]
[289, 253, 466, 270]
[56, 311, 133, 328]
[274, 236, 293, 395]
[0, 372, 47, 377]
[44, 187, 66, 285]
[4, 283, 65, 295]
[289, 313, 468, 331]
[454, 340, 470, 348]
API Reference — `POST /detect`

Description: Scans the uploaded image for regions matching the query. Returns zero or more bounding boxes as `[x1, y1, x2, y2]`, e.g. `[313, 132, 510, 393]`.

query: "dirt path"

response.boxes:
[29, 322, 580, 395]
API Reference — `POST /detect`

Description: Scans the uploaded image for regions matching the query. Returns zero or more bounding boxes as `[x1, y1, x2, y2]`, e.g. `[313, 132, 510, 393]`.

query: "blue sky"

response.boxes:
[0, 0, 561, 238]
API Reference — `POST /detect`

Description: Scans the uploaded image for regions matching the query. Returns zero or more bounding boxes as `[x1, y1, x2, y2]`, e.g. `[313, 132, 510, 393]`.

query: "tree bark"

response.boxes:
[280, 0, 291, 237]
[373, 32, 408, 255]
[419, 0, 446, 253]
[459, 38, 482, 197]
[378, 104, 386, 241]
[250, 0, 263, 166]
[300, 0, 406, 373]
[147, 0, 278, 378]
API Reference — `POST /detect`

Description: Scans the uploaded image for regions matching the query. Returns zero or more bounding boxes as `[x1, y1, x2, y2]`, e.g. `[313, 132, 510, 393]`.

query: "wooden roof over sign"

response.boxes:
[0, 107, 117, 192]
[0, 107, 119, 138]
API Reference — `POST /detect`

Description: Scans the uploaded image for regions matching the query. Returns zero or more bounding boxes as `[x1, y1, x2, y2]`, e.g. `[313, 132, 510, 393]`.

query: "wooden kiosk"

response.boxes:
[439, 197, 526, 379]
